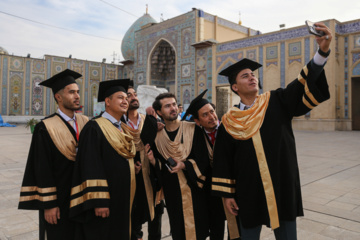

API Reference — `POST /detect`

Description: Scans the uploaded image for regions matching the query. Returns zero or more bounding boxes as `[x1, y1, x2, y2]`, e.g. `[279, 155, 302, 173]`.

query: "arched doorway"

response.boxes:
[149, 40, 176, 93]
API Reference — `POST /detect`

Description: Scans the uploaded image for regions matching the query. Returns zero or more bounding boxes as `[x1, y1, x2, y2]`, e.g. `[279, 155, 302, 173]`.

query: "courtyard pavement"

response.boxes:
[0, 125, 359, 240]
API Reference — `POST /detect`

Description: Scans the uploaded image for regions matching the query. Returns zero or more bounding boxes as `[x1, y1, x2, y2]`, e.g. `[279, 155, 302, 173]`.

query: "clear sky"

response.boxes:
[0, 0, 359, 63]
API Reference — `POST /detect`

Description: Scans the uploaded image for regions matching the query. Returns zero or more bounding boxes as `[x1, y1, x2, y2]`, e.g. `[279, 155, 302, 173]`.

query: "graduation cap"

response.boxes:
[98, 79, 130, 102]
[140, 115, 158, 147]
[219, 58, 262, 88]
[39, 69, 81, 94]
[128, 80, 134, 88]
[182, 89, 209, 121]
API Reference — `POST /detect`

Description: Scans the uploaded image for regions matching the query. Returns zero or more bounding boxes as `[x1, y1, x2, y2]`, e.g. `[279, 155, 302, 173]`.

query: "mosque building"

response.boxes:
[1, 8, 360, 130]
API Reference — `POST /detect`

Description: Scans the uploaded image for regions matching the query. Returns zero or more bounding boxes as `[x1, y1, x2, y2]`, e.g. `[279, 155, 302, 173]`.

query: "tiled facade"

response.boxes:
[1, 10, 360, 130]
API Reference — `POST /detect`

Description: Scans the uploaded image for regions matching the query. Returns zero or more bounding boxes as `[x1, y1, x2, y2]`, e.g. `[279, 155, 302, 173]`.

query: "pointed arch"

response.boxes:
[146, 38, 177, 93]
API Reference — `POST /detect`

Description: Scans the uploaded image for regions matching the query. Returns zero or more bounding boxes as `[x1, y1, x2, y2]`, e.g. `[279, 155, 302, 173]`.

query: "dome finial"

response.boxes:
[146, 4, 148, 14]
[238, 11, 242, 25]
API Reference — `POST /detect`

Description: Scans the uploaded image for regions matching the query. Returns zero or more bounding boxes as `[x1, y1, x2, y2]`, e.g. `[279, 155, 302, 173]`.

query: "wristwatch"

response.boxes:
[318, 48, 331, 58]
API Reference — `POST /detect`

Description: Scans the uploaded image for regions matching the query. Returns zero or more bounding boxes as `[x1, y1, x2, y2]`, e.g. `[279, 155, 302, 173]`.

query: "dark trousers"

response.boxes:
[132, 201, 164, 240]
[239, 220, 297, 240]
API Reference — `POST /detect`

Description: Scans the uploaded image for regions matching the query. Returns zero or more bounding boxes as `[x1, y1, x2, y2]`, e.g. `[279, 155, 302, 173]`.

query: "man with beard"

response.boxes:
[18, 69, 89, 240]
[70, 79, 137, 240]
[212, 23, 331, 239]
[122, 81, 164, 240]
[183, 90, 239, 240]
[147, 92, 210, 240]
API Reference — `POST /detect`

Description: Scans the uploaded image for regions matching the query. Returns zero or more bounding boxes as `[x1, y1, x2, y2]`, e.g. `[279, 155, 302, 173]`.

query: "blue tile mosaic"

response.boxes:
[344, 37, 349, 119]
[2, 57, 8, 114]
[217, 27, 309, 53]
[281, 42, 285, 88]
[336, 21, 360, 34]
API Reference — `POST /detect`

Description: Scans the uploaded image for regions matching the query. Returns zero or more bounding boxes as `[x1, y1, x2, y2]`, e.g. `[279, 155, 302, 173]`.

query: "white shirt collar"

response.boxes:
[57, 108, 75, 122]
[123, 112, 141, 129]
[102, 111, 122, 127]
[239, 98, 257, 110]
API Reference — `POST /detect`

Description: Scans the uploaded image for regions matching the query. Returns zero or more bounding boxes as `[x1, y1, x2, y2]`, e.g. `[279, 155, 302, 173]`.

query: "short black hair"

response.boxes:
[152, 92, 177, 113]
[229, 73, 238, 95]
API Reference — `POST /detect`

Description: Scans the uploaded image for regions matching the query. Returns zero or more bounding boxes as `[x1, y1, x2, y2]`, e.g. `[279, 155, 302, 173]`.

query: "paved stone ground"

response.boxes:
[0, 126, 359, 240]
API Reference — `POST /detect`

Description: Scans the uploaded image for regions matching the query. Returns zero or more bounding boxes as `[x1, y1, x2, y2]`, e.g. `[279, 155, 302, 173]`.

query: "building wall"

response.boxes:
[213, 19, 360, 130]
[0, 54, 121, 117]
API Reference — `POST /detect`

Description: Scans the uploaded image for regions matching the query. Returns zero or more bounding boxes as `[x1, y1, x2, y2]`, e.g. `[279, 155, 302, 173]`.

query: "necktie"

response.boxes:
[207, 130, 216, 145]
[68, 119, 79, 141]
[113, 122, 120, 129]
[243, 106, 249, 110]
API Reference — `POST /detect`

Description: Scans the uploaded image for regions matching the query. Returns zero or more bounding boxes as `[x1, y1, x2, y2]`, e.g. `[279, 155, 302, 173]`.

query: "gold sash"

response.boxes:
[155, 121, 197, 240]
[94, 117, 137, 239]
[43, 114, 88, 161]
[222, 92, 280, 230]
[121, 114, 156, 221]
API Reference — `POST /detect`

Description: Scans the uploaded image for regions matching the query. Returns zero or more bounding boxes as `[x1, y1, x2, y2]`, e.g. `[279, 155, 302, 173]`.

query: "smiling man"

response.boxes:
[122, 81, 164, 240]
[69, 79, 137, 240]
[18, 69, 89, 240]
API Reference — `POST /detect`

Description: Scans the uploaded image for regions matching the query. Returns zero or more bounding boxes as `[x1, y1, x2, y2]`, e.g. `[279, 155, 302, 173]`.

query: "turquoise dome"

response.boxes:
[121, 14, 157, 61]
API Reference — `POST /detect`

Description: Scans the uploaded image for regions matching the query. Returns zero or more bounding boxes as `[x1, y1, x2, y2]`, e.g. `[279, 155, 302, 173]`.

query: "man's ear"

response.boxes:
[194, 118, 201, 126]
[54, 93, 61, 103]
[156, 109, 162, 118]
[231, 83, 238, 93]
[105, 97, 110, 107]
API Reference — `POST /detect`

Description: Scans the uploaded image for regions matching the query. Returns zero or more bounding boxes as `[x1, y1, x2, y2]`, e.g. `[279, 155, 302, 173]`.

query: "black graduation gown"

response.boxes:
[212, 61, 330, 228]
[202, 129, 227, 240]
[69, 118, 134, 240]
[152, 124, 210, 240]
[18, 113, 79, 240]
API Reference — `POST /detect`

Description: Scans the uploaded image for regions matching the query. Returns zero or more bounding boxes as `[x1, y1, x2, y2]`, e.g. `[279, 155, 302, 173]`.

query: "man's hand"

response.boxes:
[157, 122, 165, 131]
[145, 144, 156, 166]
[95, 208, 110, 218]
[135, 161, 142, 174]
[146, 106, 157, 118]
[44, 207, 60, 224]
[169, 159, 185, 173]
[224, 198, 239, 216]
[314, 22, 332, 53]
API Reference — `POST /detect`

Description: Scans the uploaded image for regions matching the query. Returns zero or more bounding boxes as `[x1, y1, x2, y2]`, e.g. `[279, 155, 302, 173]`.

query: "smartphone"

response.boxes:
[167, 157, 177, 167]
[165, 157, 177, 171]
[305, 20, 325, 37]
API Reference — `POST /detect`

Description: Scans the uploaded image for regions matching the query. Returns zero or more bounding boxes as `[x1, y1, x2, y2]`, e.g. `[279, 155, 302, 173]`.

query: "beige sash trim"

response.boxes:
[75, 114, 89, 131]
[122, 114, 155, 220]
[203, 132, 214, 167]
[43, 115, 77, 161]
[155, 122, 197, 239]
[252, 131, 279, 229]
[20, 194, 57, 202]
[139, 146, 155, 220]
[70, 192, 110, 208]
[178, 171, 197, 240]
[222, 198, 240, 239]
[21, 186, 56, 194]
[94, 117, 137, 240]
[154, 121, 195, 161]
[221, 92, 270, 141]
[128, 157, 136, 240]
[94, 117, 136, 159]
